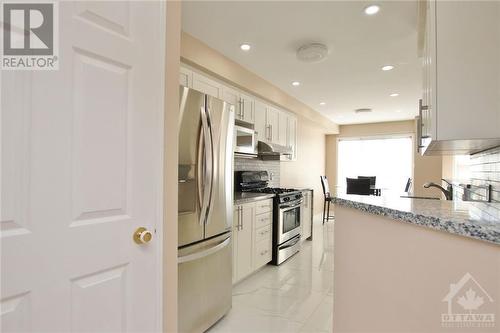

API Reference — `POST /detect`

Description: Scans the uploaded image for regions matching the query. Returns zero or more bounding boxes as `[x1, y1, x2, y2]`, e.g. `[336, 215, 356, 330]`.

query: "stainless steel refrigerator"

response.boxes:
[178, 86, 234, 333]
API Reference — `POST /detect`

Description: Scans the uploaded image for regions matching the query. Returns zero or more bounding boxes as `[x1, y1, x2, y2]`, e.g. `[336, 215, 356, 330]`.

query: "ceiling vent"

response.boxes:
[355, 108, 373, 113]
[296, 43, 329, 63]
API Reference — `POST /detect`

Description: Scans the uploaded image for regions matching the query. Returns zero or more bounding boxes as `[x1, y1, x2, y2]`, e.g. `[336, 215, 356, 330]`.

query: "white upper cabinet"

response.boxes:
[418, 0, 500, 155]
[266, 107, 280, 144]
[286, 115, 297, 161]
[254, 100, 267, 142]
[278, 111, 288, 146]
[192, 71, 223, 98]
[180, 65, 299, 159]
[239, 92, 255, 124]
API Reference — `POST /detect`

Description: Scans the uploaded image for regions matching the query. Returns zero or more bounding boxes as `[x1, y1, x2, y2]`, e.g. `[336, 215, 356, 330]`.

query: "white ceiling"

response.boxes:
[182, 1, 421, 125]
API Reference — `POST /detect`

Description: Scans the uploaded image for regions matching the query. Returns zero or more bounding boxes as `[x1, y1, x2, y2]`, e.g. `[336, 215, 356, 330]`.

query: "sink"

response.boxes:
[400, 195, 440, 200]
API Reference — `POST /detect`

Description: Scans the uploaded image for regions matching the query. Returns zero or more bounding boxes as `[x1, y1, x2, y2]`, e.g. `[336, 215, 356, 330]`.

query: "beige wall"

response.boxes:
[334, 206, 500, 332]
[280, 117, 327, 215]
[181, 32, 338, 134]
[325, 120, 444, 197]
[164, 2, 181, 332]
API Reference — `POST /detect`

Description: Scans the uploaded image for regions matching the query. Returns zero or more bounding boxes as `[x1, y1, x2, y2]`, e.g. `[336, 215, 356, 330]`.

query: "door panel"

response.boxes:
[0, 2, 164, 331]
[236, 203, 254, 281]
[178, 87, 206, 247]
[254, 100, 267, 142]
[205, 96, 234, 239]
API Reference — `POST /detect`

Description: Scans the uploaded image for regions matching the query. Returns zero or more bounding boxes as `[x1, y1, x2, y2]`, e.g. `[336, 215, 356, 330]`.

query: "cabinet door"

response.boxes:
[286, 115, 297, 161]
[240, 93, 255, 124]
[179, 67, 193, 87]
[192, 72, 222, 98]
[235, 202, 254, 282]
[278, 111, 288, 146]
[222, 86, 240, 112]
[232, 206, 239, 283]
[254, 100, 267, 142]
[266, 107, 280, 144]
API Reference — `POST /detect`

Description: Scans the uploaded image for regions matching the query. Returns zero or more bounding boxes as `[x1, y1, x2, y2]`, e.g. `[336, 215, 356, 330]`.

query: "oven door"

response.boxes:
[278, 200, 302, 244]
[234, 125, 256, 155]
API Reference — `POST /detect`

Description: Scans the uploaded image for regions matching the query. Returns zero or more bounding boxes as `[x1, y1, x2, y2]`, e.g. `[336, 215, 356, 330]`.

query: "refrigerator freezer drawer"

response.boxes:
[178, 233, 232, 333]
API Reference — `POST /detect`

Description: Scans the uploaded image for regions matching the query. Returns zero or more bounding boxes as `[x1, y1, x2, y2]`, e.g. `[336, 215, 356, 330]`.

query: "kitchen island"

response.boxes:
[332, 194, 500, 332]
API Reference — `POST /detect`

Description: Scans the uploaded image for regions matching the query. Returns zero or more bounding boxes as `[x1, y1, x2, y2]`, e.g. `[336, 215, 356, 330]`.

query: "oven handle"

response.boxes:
[280, 199, 303, 209]
[278, 236, 300, 250]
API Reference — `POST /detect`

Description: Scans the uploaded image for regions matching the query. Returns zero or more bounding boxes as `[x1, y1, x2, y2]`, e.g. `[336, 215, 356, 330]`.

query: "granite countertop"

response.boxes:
[234, 192, 275, 205]
[332, 194, 500, 245]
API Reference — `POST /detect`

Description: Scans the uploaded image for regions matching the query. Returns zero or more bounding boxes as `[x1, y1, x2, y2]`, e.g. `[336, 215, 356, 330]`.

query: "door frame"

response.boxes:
[154, 1, 167, 331]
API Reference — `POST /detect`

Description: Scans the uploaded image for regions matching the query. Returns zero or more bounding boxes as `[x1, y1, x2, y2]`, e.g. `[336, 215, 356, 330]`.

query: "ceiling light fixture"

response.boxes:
[382, 65, 394, 71]
[364, 5, 380, 15]
[390, 93, 399, 97]
[292, 81, 301, 86]
[319, 102, 326, 106]
[296, 43, 329, 63]
[240, 43, 251, 51]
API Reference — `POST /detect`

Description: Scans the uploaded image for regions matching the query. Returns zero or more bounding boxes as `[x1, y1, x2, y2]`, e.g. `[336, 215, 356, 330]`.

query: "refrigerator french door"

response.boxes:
[178, 86, 234, 333]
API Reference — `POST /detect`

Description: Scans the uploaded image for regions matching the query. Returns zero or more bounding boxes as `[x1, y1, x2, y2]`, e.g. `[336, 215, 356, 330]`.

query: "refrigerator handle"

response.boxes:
[204, 106, 215, 224]
[199, 106, 212, 226]
[178, 236, 230, 264]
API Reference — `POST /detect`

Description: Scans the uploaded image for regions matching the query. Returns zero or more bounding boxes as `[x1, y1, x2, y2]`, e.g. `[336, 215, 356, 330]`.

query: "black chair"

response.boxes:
[320, 176, 335, 224]
[358, 176, 376, 186]
[346, 177, 371, 195]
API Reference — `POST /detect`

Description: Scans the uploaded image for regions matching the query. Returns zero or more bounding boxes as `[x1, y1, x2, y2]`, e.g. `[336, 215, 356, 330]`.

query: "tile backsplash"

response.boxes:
[452, 146, 500, 220]
[234, 157, 280, 188]
[467, 146, 500, 203]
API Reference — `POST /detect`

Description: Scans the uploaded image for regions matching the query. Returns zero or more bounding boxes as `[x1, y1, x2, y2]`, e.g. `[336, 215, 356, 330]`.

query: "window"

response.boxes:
[337, 136, 413, 193]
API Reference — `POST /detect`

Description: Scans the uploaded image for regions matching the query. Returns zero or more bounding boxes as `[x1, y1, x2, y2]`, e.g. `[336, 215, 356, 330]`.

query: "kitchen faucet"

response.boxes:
[423, 179, 453, 200]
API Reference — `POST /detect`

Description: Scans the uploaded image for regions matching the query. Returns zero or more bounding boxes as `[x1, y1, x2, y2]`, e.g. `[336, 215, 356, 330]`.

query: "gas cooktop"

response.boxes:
[254, 187, 300, 195]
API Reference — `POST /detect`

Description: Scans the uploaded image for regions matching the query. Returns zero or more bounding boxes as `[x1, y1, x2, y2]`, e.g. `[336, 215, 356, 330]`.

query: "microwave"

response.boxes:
[234, 125, 257, 156]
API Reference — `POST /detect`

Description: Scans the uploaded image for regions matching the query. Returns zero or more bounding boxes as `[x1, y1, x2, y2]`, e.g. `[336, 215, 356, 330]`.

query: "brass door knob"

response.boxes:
[133, 227, 153, 244]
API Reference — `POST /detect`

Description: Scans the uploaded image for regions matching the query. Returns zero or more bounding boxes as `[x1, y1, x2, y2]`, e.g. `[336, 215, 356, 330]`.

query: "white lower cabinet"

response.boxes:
[233, 199, 273, 284]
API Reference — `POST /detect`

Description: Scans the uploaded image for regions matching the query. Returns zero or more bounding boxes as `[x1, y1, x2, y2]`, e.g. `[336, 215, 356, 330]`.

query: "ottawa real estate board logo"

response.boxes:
[441, 273, 495, 328]
[1, 2, 59, 70]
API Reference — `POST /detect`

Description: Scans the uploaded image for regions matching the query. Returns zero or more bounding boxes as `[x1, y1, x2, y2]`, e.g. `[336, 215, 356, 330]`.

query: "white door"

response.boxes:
[1, 1, 165, 332]
[266, 107, 279, 144]
[192, 71, 222, 98]
[239, 93, 254, 124]
[254, 100, 267, 142]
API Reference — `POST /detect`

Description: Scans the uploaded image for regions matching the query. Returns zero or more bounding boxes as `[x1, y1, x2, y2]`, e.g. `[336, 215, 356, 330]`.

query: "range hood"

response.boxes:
[257, 141, 292, 160]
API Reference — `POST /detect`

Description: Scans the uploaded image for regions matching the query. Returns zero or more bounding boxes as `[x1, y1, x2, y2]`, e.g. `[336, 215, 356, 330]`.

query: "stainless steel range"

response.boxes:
[235, 171, 303, 265]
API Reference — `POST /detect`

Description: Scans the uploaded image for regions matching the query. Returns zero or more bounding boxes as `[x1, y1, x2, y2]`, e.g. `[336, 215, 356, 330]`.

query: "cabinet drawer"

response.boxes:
[255, 199, 272, 215]
[254, 212, 272, 230]
[255, 224, 272, 243]
[254, 239, 272, 268]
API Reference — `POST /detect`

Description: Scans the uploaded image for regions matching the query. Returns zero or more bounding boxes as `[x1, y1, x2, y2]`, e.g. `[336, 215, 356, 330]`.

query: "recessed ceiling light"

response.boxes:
[382, 65, 394, 71]
[240, 43, 251, 51]
[291, 81, 300, 86]
[390, 93, 399, 97]
[396, 110, 402, 113]
[319, 102, 326, 106]
[364, 5, 380, 15]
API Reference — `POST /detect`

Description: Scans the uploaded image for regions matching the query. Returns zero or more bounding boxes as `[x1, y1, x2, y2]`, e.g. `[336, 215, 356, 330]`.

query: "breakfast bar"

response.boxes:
[332, 194, 500, 332]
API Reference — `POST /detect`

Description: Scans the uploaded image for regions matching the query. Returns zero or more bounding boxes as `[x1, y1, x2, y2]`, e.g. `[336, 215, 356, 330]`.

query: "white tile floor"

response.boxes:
[208, 218, 334, 333]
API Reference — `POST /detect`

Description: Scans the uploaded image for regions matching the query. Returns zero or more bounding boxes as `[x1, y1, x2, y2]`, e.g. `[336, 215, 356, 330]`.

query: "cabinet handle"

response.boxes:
[238, 207, 243, 231]
[240, 207, 244, 230]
